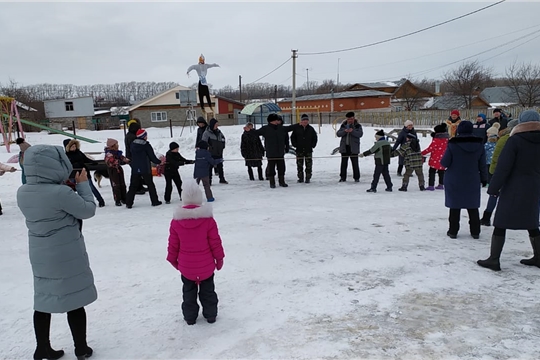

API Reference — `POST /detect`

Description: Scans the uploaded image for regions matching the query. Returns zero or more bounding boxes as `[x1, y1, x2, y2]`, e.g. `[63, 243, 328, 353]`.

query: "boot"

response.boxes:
[33, 312, 65, 360]
[269, 177, 276, 189]
[520, 235, 540, 267]
[257, 167, 264, 181]
[67, 308, 92, 360]
[477, 235, 506, 271]
[480, 211, 492, 226]
[278, 176, 288, 187]
[469, 213, 481, 239]
[398, 186, 407, 192]
[247, 168, 255, 181]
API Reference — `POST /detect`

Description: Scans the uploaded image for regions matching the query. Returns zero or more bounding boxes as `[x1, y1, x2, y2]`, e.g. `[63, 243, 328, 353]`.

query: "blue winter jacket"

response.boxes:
[130, 139, 161, 175]
[193, 148, 221, 179]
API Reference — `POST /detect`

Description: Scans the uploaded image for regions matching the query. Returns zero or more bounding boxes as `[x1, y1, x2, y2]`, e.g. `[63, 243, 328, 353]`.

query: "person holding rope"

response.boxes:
[247, 113, 294, 188]
[290, 114, 318, 183]
[337, 112, 363, 182]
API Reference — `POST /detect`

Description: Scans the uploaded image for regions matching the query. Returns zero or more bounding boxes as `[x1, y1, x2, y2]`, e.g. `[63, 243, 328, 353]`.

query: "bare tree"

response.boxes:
[505, 61, 540, 107]
[443, 61, 493, 109]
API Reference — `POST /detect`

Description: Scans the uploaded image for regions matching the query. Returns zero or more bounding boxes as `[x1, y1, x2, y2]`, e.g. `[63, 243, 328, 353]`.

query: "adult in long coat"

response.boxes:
[241, 122, 265, 181]
[17, 145, 96, 360]
[441, 121, 488, 239]
[478, 110, 540, 271]
[124, 119, 147, 193]
[336, 112, 363, 182]
[392, 120, 417, 176]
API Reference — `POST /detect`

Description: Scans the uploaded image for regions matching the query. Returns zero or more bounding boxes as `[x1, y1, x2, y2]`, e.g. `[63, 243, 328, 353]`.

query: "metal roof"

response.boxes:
[281, 90, 391, 102]
[427, 95, 489, 110]
[480, 86, 520, 105]
[240, 102, 281, 115]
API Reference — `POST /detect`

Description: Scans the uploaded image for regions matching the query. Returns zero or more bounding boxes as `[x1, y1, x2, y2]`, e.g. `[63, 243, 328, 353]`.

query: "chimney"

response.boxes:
[435, 81, 441, 95]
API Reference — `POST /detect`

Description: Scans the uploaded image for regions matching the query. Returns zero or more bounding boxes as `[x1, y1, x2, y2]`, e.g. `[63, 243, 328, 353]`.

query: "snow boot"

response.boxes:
[435, 184, 444, 190]
[33, 311, 65, 360]
[185, 319, 196, 325]
[469, 211, 481, 239]
[520, 235, 540, 267]
[426, 186, 435, 191]
[67, 308, 92, 360]
[477, 235, 506, 271]
[446, 231, 457, 239]
[398, 186, 407, 192]
[480, 211, 492, 226]
[366, 188, 377, 193]
[269, 177, 276, 189]
[419, 185, 426, 191]
[206, 317, 216, 324]
[76, 347, 93, 360]
[278, 176, 288, 187]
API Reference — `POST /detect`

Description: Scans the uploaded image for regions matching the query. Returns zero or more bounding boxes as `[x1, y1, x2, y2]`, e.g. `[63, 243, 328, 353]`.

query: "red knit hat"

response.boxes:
[136, 129, 147, 139]
[450, 110, 460, 116]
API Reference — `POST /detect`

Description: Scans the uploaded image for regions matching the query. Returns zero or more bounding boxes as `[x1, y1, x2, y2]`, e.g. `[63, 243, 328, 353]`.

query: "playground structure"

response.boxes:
[0, 97, 25, 153]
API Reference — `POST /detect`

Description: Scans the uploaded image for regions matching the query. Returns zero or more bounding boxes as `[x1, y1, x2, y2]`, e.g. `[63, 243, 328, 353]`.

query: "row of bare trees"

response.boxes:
[1, 61, 539, 110]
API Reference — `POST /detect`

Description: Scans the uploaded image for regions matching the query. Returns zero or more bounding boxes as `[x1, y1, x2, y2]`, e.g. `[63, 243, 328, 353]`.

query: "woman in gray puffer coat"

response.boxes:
[17, 145, 97, 360]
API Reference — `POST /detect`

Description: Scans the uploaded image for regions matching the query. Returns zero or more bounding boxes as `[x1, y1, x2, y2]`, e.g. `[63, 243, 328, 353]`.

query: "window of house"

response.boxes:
[228, 104, 233, 112]
[228, 114, 234, 119]
[65, 102, 74, 111]
[151, 111, 167, 122]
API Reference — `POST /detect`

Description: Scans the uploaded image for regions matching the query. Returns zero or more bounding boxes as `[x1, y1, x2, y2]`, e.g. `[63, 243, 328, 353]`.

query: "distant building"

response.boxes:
[278, 90, 392, 114]
[44, 96, 95, 129]
[423, 94, 490, 110]
[128, 85, 244, 128]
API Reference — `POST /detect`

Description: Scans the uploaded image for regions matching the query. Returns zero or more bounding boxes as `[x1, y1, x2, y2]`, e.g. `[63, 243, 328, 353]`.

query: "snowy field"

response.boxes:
[1, 124, 539, 360]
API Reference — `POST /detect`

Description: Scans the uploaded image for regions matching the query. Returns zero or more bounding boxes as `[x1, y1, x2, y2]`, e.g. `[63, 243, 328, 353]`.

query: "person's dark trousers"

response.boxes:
[371, 164, 393, 190]
[198, 81, 212, 110]
[208, 157, 225, 184]
[87, 175, 104, 205]
[448, 208, 481, 236]
[267, 159, 278, 186]
[181, 274, 218, 322]
[107, 167, 127, 204]
[247, 166, 264, 181]
[397, 155, 405, 175]
[296, 151, 313, 182]
[164, 171, 183, 202]
[276, 159, 286, 185]
[126, 173, 159, 206]
[428, 167, 445, 187]
[339, 146, 360, 181]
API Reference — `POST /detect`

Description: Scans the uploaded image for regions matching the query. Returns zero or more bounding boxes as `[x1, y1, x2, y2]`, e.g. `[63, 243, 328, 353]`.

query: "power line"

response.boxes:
[479, 33, 540, 64]
[363, 28, 540, 82]
[312, 23, 540, 76]
[247, 58, 291, 85]
[298, 0, 507, 56]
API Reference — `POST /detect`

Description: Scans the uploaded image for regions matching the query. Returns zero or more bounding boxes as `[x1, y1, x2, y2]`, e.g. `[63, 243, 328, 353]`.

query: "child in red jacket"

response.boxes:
[421, 123, 449, 190]
[166, 179, 225, 325]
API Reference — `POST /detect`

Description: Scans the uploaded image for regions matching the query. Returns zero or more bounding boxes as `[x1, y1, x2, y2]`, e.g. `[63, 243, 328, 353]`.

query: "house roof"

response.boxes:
[43, 95, 93, 103]
[94, 110, 111, 116]
[280, 90, 391, 102]
[347, 79, 408, 90]
[480, 86, 520, 105]
[214, 95, 244, 106]
[426, 95, 490, 109]
[128, 85, 191, 111]
[16, 100, 37, 112]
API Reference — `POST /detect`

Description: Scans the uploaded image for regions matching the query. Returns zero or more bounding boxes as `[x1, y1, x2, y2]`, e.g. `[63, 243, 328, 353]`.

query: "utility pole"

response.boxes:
[292, 49, 298, 124]
[274, 85, 278, 104]
[239, 75, 242, 103]
[337, 58, 340, 88]
[306, 68, 310, 90]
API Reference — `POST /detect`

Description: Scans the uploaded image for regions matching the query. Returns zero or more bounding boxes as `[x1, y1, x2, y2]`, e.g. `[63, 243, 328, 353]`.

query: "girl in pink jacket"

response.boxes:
[167, 179, 225, 325]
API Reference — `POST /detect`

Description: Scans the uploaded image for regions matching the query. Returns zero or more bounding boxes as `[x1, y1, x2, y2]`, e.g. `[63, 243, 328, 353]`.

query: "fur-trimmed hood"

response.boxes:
[510, 121, 540, 136]
[173, 204, 213, 222]
[65, 139, 80, 152]
[449, 134, 484, 153]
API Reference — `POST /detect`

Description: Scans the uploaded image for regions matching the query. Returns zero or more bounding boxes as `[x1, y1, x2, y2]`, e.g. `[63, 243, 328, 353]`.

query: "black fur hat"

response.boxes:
[267, 113, 279, 123]
[434, 123, 447, 133]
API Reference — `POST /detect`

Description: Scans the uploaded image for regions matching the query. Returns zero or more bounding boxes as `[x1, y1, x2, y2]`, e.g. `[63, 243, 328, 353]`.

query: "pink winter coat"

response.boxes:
[421, 135, 448, 171]
[167, 204, 225, 282]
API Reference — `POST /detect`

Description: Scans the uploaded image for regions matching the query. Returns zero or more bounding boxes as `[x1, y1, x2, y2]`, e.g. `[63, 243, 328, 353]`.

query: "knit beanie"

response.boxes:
[267, 113, 279, 123]
[197, 140, 208, 150]
[136, 129, 147, 139]
[451, 109, 460, 117]
[477, 113, 486, 121]
[106, 138, 118, 148]
[404, 120, 413, 127]
[457, 120, 473, 134]
[493, 108, 503, 114]
[375, 129, 385, 140]
[169, 141, 179, 151]
[16, 138, 31, 152]
[345, 112, 355, 118]
[181, 179, 203, 206]
[507, 119, 519, 129]
[301, 114, 309, 121]
[518, 109, 540, 123]
[486, 123, 500, 137]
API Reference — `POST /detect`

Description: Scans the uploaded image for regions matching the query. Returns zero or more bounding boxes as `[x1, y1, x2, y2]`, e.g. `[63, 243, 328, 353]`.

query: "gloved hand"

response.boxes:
[216, 158, 224, 164]
[215, 259, 223, 271]
[189, 160, 195, 164]
[422, 157, 427, 163]
[481, 181, 488, 187]
[358, 153, 364, 158]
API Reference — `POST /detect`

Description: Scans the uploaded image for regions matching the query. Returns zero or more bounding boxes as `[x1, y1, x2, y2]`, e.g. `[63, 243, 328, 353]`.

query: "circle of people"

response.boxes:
[2, 107, 539, 360]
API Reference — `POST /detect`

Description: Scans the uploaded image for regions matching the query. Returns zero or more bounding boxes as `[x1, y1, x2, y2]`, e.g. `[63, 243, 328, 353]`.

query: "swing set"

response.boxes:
[0, 97, 25, 153]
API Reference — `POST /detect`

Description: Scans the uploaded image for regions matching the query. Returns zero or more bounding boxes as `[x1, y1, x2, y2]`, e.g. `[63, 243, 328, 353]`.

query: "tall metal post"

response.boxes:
[292, 49, 298, 124]
[239, 75, 242, 103]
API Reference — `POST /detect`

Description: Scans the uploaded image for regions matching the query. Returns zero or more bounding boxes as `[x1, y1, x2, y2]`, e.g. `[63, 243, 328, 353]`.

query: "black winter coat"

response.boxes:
[164, 151, 193, 175]
[489, 116, 508, 131]
[196, 123, 207, 146]
[125, 122, 140, 159]
[241, 130, 265, 167]
[65, 150, 97, 175]
[130, 139, 161, 175]
[290, 124, 318, 154]
[252, 124, 294, 159]
[488, 122, 540, 230]
[392, 126, 417, 151]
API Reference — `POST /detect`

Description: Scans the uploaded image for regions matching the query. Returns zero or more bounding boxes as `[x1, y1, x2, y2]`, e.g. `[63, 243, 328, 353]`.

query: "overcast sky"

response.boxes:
[1, 1, 539, 90]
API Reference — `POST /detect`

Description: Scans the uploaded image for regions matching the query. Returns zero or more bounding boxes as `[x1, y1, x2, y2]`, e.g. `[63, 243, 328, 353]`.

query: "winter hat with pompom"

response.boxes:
[486, 122, 500, 138]
[136, 129, 147, 139]
[518, 109, 540, 123]
[375, 129, 385, 140]
[181, 179, 203, 206]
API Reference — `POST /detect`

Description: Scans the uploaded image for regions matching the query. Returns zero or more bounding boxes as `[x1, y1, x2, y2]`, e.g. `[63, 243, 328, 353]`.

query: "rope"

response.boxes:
[224, 154, 367, 162]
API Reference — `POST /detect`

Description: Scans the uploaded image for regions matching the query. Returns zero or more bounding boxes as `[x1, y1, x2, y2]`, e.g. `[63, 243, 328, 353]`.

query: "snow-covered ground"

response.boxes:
[1, 124, 539, 360]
